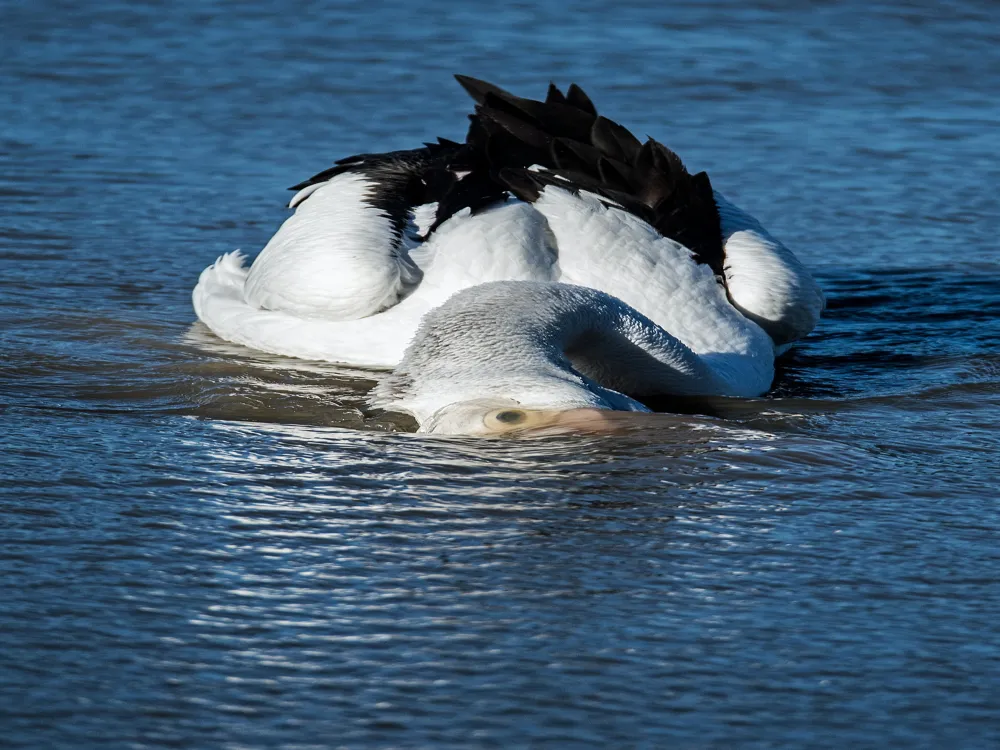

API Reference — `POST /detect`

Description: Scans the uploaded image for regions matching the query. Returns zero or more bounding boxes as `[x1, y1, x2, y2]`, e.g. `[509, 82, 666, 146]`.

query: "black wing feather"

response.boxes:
[286, 76, 724, 275]
[546, 82, 567, 105]
[566, 83, 597, 115]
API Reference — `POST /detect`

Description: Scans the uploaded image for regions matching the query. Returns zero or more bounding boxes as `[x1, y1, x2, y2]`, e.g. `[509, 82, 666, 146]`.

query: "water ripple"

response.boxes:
[2, 0, 999, 747]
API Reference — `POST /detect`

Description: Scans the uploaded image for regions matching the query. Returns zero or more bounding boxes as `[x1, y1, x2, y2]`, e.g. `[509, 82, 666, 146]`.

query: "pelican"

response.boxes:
[192, 76, 824, 433]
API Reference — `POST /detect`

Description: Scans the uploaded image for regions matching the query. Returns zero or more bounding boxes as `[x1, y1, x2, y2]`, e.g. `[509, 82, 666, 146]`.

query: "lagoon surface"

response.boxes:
[2, 0, 1000, 746]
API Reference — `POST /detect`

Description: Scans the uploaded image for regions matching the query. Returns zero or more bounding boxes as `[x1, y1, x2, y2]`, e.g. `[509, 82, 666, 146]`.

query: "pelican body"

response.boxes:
[193, 76, 825, 434]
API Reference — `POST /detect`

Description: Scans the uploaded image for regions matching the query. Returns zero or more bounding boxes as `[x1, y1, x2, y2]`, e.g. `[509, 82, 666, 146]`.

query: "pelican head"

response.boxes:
[369, 280, 738, 436]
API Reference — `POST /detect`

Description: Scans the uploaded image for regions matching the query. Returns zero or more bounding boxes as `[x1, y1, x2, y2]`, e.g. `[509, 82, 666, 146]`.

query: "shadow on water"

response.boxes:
[3, 268, 996, 439]
[177, 266, 1000, 436]
[770, 268, 1000, 400]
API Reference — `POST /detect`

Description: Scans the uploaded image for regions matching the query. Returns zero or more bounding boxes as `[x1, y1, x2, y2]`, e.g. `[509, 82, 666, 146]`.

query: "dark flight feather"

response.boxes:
[546, 82, 567, 105]
[591, 116, 642, 164]
[452, 76, 725, 276]
[566, 83, 597, 115]
[283, 76, 724, 275]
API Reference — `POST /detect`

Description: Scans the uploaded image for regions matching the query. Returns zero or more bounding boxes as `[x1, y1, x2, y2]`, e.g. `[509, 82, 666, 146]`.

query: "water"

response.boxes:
[3, 0, 999, 746]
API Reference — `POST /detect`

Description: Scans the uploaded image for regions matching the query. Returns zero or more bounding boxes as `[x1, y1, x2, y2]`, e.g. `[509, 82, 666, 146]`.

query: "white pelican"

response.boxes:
[192, 76, 824, 432]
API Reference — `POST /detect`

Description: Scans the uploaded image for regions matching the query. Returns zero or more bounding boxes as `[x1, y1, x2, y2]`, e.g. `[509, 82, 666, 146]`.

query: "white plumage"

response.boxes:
[526, 185, 776, 397]
[371, 280, 760, 434]
[194, 198, 558, 367]
[714, 192, 825, 351]
[243, 173, 420, 321]
[191, 76, 826, 433]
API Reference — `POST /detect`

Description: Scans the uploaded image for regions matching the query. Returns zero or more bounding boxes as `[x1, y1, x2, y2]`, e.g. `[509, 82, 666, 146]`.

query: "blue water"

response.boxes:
[3, 1, 999, 747]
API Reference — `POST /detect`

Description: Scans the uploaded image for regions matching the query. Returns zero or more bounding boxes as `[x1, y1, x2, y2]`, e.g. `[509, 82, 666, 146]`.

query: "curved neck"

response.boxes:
[373, 280, 775, 425]
[530, 187, 772, 364]
[551, 285, 773, 399]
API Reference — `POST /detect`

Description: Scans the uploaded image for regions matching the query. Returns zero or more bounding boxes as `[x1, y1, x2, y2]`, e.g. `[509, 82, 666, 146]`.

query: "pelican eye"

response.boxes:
[494, 410, 526, 425]
[483, 408, 554, 433]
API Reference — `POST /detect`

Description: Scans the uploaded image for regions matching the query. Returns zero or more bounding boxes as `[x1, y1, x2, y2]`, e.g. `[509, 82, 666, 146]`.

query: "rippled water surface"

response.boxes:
[3, 1, 1000, 747]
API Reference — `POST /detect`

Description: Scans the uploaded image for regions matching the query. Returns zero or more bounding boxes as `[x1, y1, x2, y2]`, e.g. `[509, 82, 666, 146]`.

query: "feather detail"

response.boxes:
[456, 76, 725, 277]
